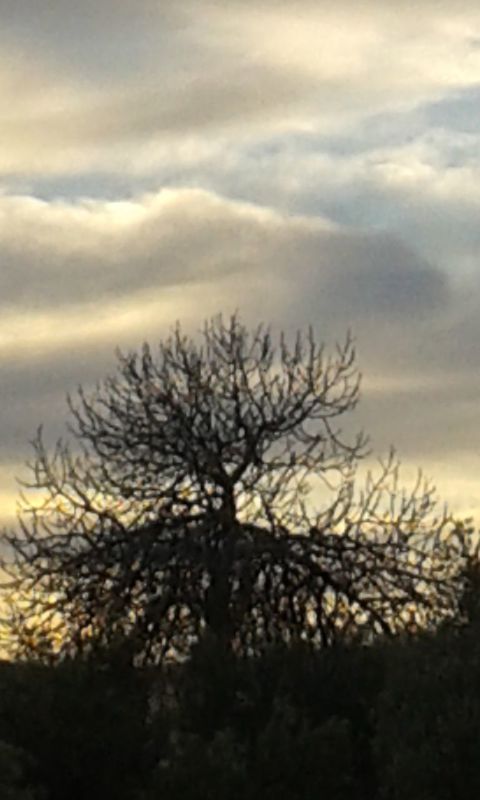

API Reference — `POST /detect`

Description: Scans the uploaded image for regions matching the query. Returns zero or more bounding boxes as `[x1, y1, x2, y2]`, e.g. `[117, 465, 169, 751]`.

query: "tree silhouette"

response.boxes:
[1, 315, 471, 662]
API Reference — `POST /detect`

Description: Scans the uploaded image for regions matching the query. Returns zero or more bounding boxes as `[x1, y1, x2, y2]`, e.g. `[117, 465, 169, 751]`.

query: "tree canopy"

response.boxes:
[1, 315, 472, 662]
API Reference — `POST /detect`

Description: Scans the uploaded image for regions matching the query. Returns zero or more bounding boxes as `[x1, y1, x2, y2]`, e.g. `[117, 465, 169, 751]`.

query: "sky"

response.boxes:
[1, 0, 480, 523]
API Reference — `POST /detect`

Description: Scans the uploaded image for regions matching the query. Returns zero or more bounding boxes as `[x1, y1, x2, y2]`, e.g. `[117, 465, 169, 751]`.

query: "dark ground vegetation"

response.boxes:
[2, 608, 480, 800]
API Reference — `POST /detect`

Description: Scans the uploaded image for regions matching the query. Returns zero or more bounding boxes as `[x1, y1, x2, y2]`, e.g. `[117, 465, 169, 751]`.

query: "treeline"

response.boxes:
[2, 606, 480, 800]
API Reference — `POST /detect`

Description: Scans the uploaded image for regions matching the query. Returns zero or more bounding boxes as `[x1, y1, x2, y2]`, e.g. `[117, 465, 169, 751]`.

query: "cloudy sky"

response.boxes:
[1, 0, 480, 522]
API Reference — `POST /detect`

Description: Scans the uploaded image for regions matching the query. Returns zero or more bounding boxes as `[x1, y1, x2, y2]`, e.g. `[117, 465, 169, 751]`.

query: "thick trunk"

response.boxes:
[204, 493, 237, 649]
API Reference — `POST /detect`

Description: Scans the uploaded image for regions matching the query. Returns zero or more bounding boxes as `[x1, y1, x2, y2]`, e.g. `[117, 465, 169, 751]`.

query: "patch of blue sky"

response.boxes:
[21, 173, 158, 204]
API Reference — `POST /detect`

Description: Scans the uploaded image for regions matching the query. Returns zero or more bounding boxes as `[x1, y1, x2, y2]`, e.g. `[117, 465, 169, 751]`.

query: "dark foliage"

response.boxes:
[0, 641, 381, 800]
[0, 738, 40, 800]
[0, 656, 151, 800]
[375, 568, 480, 799]
[1, 587, 480, 800]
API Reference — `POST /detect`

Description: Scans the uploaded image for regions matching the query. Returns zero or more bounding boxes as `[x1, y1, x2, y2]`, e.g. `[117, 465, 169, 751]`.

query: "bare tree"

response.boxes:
[1, 315, 472, 662]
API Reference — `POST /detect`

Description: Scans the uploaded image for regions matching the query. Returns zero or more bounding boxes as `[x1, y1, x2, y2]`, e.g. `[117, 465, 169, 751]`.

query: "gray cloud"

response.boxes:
[0, 189, 448, 321]
[0, 189, 466, 480]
